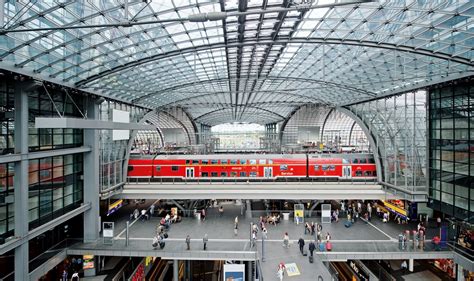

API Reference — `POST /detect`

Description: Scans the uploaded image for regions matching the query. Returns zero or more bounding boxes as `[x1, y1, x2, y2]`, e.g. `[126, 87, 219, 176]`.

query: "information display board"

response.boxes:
[321, 204, 331, 224]
[223, 264, 245, 281]
[294, 204, 304, 224]
[103, 222, 114, 245]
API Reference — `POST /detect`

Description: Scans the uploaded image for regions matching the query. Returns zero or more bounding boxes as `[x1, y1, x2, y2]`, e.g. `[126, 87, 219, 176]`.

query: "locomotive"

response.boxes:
[127, 153, 377, 181]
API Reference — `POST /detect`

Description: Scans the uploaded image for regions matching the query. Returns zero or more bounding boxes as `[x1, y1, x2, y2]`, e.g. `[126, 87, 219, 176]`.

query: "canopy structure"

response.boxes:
[0, 0, 473, 125]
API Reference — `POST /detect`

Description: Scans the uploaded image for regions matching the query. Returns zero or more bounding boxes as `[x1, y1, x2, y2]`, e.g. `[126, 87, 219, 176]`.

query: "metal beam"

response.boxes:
[35, 117, 155, 130]
[75, 38, 473, 88]
[194, 105, 286, 121]
[0, 146, 92, 164]
[0, 203, 91, 255]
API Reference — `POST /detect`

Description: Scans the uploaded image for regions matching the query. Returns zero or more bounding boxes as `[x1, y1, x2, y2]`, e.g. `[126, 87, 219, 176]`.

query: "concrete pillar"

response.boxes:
[246, 261, 253, 281]
[13, 81, 30, 281]
[245, 200, 252, 219]
[83, 98, 100, 242]
[457, 264, 463, 281]
[408, 259, 414, 272]
[173, 260, 179, 281]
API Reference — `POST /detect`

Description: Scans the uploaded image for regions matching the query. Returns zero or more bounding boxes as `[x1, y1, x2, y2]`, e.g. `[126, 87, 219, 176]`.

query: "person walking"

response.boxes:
[201, 208, 206, 221]
[203, 234, 208, 250]
[277, 262, 286, 281]
[308, 240, 316, 257]
[234, 216, 239, 236]
[326, 232, 331, 243]
[219, 206, 224, 217]
[251, 231, 257, 248]
[262, 227, 268, 239]
[150, 204, 155, 217]
[186, 235, 191, 250]
[298, 237, 305, 255]
[437, 217, 442, 228]
[283, 232, 290, 248]
[311, 222, 315, 236]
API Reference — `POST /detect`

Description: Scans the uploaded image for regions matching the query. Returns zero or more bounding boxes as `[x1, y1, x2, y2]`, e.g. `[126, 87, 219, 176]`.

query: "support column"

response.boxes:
[13, 81, 29, 281]
[246, 261, 253, 281]
[245, 200, 252, 219]
[408, 259, 414, 272]
[173, 260, 179, 281]
[83, 99, 100, 242]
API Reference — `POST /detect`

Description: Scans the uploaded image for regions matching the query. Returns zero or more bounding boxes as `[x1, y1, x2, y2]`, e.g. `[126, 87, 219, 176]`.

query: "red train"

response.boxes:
[127, 153, 377, 181]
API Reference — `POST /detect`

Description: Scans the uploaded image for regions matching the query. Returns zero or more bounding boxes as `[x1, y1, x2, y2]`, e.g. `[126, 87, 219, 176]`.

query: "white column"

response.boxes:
[13, 81, 30, 281]
[173, 260, 179, 281]
[83, 99, 100, 242]
[409, 259, 414, 272]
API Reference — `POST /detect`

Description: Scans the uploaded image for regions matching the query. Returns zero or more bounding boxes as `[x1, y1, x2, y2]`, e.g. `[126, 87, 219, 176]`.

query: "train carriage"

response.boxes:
[127, 153, 377, 181]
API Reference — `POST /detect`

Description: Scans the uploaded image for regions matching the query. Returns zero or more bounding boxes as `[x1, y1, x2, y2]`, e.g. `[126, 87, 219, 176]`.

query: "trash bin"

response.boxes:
[283, 213, 290, 221]
[398, 234, 403, 250]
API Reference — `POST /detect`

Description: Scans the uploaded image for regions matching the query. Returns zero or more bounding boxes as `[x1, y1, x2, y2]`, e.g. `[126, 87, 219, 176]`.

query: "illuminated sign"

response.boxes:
[383, 201, 408, 217]
[107, 199, 123, 216]
[83, 255, 94, 270]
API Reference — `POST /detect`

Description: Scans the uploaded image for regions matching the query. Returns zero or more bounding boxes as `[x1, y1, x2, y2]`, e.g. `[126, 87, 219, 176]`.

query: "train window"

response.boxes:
[202, 172, 209, 177]
[192, 160, 200, 165]
[368, 158, 375, 164]
[280, 165, 288, 171]
[172, 166, 178, 171]
[342, 159, 350, 164]
[240, 159, 247, 164]
[220, 172, 227, 177]
[221, 160, 228, 165]
[211, 172, 218, 177]
[329, 165, 335, 171]
[211, 159, 219, 165]
[249, 172, 257, 177]
[352, 158, 359, 164]
[360, 158, 367, 164]
[364, 171, 371, 176]
[240, 172, 247, 177]
[314, 165, 320, 171]
[202, 160, 209, 165]
[259, 159, 266, 164]
[230, 159, 237, 164]
[155, 166, 161, 171]
[373, 170, 377, 176]
[128, 166, 134, 171]
[268, 160, 273, 164]
[355, 171, 362, 176]
[230, 172, 237, 177]
[322, 165, 328, 171]
[186, 160, 191, 165]
[249, 159, 257, 165]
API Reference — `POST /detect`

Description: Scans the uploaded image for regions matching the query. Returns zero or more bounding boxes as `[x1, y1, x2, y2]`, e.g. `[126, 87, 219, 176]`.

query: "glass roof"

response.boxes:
[0, 0, 473, 125]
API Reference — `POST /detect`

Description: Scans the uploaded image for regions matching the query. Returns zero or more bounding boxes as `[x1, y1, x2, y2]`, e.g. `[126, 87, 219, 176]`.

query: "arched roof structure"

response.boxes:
[0, 0, 473, 125]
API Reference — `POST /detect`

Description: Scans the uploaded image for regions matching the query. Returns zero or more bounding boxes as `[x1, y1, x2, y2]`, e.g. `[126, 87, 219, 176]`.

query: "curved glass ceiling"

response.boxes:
[0, 0, 473, 125]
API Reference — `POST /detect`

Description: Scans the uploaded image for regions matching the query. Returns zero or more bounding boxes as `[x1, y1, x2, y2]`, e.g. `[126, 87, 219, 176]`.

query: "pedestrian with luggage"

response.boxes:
[203, 234, 208, 250]
[298, 237, 305, 255]
[308, 240, 316, 257]
[186, 235, 191, 250]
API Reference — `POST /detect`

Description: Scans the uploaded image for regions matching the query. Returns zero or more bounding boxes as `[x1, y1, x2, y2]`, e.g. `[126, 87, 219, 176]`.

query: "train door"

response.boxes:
[185, 167, 195, 178]
[342, 166, 352, 179]
[264, 167, 273, 178]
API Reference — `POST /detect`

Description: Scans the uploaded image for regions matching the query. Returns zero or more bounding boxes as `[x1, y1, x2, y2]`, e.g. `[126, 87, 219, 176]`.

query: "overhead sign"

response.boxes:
[107, 199, 123, 216]
[383, 201, 408, 217]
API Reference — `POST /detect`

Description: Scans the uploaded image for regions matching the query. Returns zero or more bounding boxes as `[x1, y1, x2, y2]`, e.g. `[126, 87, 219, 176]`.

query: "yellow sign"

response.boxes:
[285, 263, 300, 276]
[320, 143, 324, 150]
[383, 201, 407, 217]
[295, 210, 303, 218]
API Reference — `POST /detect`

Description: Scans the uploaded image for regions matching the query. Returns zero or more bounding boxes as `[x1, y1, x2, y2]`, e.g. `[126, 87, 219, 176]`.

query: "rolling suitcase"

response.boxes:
[159, 241, 165, 249]
[344, 221, 352, 228]
[309, 256, 314, 263]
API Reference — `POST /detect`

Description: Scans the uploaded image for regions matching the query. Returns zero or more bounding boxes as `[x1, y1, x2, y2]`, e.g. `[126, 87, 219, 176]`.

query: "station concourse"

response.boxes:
[0, 0, 473, 280]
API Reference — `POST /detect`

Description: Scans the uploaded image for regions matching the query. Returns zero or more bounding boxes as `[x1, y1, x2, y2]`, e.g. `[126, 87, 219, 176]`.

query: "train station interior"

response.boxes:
[0, 0, 473, 280]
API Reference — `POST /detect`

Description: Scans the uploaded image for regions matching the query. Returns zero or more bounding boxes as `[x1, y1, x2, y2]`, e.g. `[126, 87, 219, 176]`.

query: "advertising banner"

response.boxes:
[223, 264, 245, 281]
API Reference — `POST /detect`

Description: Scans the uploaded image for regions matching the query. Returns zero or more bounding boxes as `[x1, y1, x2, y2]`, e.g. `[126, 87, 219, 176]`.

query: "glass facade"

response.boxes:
[0, 76, 85, 242]
[349, 90, 427, 196]
[428, 79, 473, 223]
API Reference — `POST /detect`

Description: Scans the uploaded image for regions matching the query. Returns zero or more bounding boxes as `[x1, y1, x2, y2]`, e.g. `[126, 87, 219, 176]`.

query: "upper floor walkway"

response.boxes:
[120, 182, 398, 200]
